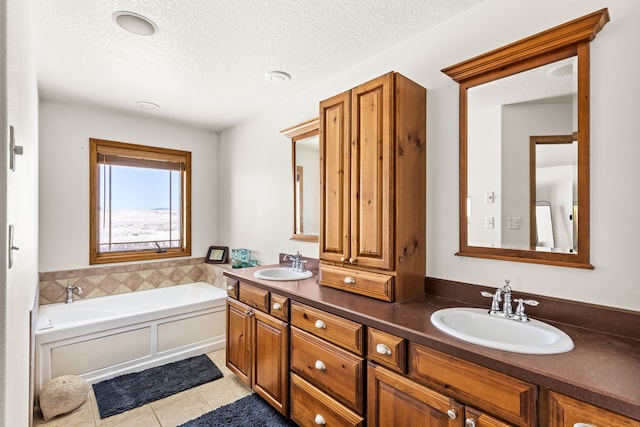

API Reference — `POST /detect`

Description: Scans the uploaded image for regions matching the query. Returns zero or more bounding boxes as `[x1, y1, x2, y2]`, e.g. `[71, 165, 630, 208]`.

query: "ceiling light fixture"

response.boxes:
[113, 11, 158, 36]
[264, 71, 292, 84]
[136, 101, 159, 110]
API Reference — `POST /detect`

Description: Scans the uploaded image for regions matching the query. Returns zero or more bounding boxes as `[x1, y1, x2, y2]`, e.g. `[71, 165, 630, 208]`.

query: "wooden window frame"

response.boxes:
[89, 138, 192, 264]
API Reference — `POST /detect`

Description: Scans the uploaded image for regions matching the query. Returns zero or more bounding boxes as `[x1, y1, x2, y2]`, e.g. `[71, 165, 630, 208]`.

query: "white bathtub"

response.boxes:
[35, 282, 227, 392]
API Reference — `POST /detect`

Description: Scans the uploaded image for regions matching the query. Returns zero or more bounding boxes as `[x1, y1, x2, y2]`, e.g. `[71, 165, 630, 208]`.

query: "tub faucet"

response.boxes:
[283, 251, 307, 272]
[66, 283, 83, 304]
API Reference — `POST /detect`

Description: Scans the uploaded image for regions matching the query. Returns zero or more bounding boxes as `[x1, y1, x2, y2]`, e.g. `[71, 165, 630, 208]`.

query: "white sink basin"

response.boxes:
[430, 307, 574, 354]
[253, 267, 313, 281]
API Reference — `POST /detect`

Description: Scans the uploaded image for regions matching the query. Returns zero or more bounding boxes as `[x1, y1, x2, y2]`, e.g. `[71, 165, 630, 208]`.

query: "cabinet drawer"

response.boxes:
[238, 282, 269, 312]
[291, 327, 365, 414]
[269, 293, 289, 322]
[547, 390, 639, 427]
[226, 278, 239, 299]
[320, 264, 394, 302]
[409, 343, 536, 427]
[291, 301, 364, 355]
[367, 328, 407, 373]
[290, 373, 365, 427]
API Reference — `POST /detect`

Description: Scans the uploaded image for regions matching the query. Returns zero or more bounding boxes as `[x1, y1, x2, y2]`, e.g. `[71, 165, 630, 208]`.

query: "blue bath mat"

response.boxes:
[179, 393, 296, 427]
[92, 354, 223, 419]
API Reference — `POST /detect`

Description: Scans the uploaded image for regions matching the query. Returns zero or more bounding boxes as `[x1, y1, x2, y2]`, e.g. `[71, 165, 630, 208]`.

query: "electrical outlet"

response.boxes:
[508, 216, 521, 230]
[485, 217, 494, 229]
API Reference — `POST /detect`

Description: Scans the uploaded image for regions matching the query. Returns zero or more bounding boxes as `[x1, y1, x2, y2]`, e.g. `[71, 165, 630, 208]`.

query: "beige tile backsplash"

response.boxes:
[38, 258, 231, 305]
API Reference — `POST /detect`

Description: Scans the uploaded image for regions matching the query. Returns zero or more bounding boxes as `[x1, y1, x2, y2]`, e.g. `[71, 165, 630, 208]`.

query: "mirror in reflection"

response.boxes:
[530, 134, 577, 253]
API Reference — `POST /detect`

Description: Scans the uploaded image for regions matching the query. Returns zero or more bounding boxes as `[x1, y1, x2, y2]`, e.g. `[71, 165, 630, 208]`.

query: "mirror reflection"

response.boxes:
[294, 134, 319, 237]
[281, 118, 319, 242]
[466, 57, 577, 253]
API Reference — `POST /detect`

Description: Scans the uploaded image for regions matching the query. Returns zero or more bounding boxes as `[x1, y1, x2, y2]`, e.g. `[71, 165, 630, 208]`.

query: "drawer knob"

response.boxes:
[447, 409, 457, 420]
[314, 414, 326, 425]
[314, 319, 326, 329]
[344, 276, 356, 284]
[376, 344, 392, 356]
[465, 418, 477, 427]
[314, 360, 326, 371]
[244, 310, 254, 317]
[227, 284, 235, 290]
[272, 302, 282, 310]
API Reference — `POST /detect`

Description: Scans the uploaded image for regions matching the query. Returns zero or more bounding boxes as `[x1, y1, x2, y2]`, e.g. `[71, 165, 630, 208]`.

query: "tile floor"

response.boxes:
[33, 349, 253, 427]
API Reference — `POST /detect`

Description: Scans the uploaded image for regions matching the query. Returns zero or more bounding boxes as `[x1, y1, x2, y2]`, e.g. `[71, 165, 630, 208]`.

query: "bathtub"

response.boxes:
[35, 282, 227, 392]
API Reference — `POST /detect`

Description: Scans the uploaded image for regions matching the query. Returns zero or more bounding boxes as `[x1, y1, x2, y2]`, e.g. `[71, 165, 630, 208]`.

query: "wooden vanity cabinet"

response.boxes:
[409, 343, 537, 426]
[319, 71, 426, 303]
[368, 363, 511, 427]
[368, 361, 462, 427]
[225, 284, 289, 416]
[546, 390, 640, 427]
[290, 301, 365, 426]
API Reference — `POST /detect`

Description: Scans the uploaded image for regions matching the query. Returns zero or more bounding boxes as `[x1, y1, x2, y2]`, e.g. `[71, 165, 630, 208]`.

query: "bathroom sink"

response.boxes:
[253, 267, 313, 281]
[430, 307, 574, 354]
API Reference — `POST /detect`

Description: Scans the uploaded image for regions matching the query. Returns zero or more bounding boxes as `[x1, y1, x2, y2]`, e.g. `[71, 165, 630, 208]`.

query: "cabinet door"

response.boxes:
[320, 90, 351, 263]
[253, 310, 289, 416]
[350, 72, 394, 270]
[368, 362, 463, 427]
[547, 391, 640, 427]
[226, 299, 252, 386]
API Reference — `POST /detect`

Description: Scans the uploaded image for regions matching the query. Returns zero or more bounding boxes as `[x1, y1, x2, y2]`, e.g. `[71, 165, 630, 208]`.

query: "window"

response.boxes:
[89, 138, 191, 264]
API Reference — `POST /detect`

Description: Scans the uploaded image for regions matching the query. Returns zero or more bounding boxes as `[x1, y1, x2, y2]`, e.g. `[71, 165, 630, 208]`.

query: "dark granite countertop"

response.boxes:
[224, 264, 640, 421]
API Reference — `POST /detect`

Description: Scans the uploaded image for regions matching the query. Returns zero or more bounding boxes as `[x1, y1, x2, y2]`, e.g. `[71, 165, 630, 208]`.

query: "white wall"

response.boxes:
[220, 0, 640, 311]
[1, 0, 40, 424]
[38, 101, 220, 272]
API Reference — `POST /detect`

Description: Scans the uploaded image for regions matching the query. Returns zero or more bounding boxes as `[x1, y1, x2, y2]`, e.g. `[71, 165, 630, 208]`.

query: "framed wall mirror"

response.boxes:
[442, 9, 609, 269]
[281, 118, 320, 242]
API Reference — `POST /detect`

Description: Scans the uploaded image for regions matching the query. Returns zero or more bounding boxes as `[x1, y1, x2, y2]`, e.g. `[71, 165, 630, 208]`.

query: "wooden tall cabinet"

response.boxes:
[319, 71, 426, 302]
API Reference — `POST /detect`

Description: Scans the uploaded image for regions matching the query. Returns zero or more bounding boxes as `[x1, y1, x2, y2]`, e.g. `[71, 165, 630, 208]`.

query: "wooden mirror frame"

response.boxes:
[281, 118, 320, 243]
[442, 9, 609, 269]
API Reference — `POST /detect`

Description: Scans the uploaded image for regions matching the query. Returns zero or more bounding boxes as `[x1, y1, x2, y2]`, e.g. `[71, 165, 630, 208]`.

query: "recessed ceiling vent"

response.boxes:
[264, 71, 292, 84]
[113, 11, 158, 36]
[136, 101, 159, 110]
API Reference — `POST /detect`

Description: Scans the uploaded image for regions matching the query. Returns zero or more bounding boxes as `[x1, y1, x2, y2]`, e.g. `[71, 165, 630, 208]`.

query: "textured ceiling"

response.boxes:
[30, 0, 486, 131]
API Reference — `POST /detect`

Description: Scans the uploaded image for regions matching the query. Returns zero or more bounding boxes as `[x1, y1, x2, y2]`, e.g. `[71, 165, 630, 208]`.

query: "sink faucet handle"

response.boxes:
[514, 298, 539, 322]
[481, 289, 502, 313]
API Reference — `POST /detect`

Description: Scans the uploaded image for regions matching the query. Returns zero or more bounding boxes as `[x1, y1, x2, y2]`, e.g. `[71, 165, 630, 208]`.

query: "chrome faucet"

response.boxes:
[481, 280, 538, 322]
[283, 251, 307, 272]
[66, 283, 83, 304]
